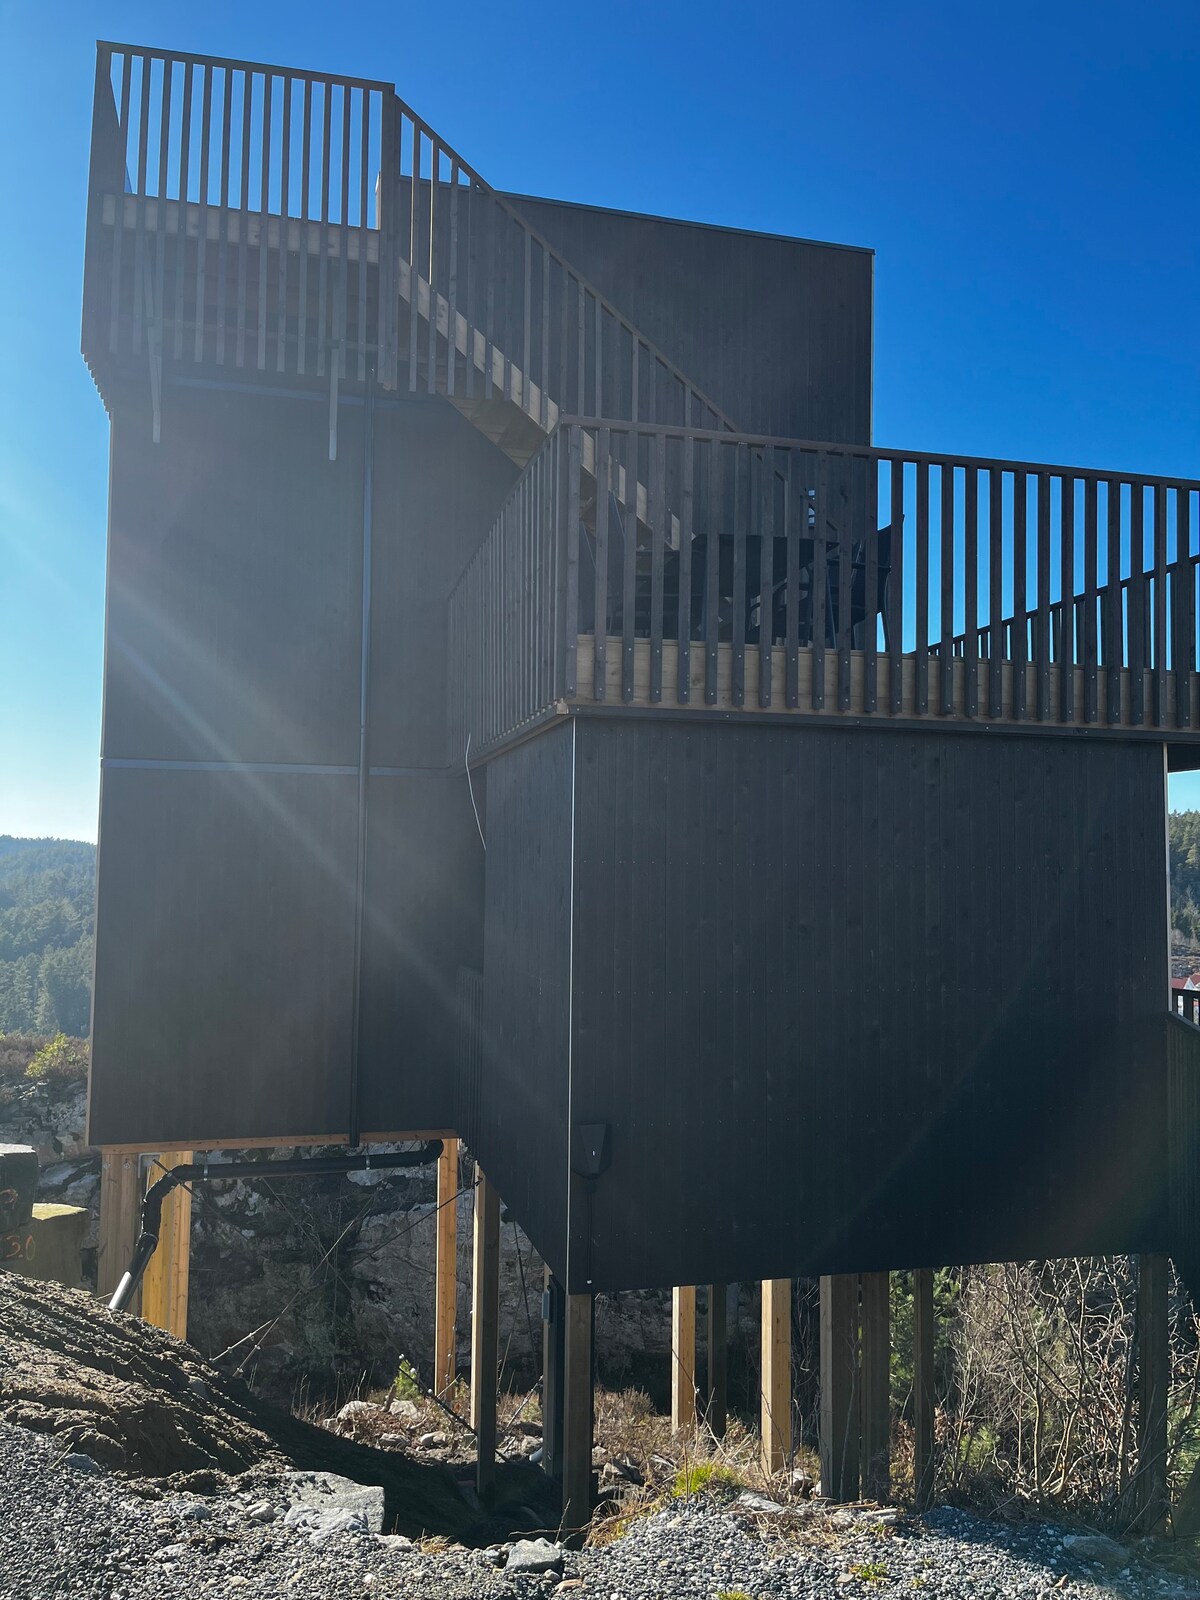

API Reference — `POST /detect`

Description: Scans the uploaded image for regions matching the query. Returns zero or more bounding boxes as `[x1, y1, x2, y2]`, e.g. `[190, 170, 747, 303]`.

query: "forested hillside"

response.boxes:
[0, 837, 95, 1035]
[1171, 810, 1200, 950]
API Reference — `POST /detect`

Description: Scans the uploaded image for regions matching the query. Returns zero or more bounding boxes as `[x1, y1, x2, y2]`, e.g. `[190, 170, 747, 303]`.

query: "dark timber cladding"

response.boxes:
[479, 718, 1169, 1293]
[470, 726, 575, 1281]
[506, 194, 873, 443]
[89, 381, 515, 1147]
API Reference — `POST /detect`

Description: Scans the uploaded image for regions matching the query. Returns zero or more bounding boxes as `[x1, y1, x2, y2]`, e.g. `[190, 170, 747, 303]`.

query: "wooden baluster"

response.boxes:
[889, 458, 904, 714]
[173, 60, 192, 362]
[1177, 488, 1195, 728]
[1106, 480, 1123, 724]
[678, 433, 694, 705]
[939, 463, 955, 716]
[235, 67, 252, 367]
[1012, 469, 1027, 720]
[650, 431, 666, 703]
[109, 50, 132, 356]
[1153, 481, 1168, 726]
[705, 441, 721, 706]
[916, 461, 931, 714]
[813, 452, 829, 711]
[1059, 476, 1075, 722]
[1036, 472, 1051, 720]
[296, 80, 311, 375]
[277, 77, 292, 373]
[132, 53, 151, 357]
[987, 468, 1003, 719]
[256, 71, 271, 371]
[1083, 476, 1099, 722]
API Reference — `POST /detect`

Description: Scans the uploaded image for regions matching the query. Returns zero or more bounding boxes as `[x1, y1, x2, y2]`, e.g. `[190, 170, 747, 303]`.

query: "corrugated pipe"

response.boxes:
[107, 1143, 443, 1314]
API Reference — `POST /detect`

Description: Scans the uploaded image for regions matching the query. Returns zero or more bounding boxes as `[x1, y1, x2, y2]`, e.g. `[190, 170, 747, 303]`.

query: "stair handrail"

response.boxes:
[382, 89, 738, 433]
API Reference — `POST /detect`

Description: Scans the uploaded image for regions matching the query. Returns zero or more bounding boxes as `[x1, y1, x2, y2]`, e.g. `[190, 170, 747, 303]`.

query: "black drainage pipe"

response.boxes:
[108, 1143, 442, 1314]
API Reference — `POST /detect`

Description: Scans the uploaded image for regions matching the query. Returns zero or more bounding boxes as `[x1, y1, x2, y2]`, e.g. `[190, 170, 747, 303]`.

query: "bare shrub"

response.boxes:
[930, 1258, 1200, 1531]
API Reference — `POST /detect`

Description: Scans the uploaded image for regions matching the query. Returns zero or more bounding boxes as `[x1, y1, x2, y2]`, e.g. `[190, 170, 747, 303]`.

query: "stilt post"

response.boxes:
[671, 1285, 697, 1435]
[471, 1164, 500, 1499]
[860, 1270, 891, 1501]
[434, 1136, 459, 1395]
[761, 1278, 791, 1475]
[97, 1149, 142, 1310]
[1133, 1252, 1170, 1534]
[140, 1151, 193, 1338]
[912, 1267, 936, 1511]
[820, 1273, 860, 1501]
[706, 1283, 728, 1440]
[562, 1290, 594, 1532]
[542, 1269, 566, 1482]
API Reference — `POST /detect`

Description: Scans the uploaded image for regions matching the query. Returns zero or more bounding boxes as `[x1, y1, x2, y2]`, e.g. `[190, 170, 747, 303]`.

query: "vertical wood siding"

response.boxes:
[563, 722, 1167, 1290]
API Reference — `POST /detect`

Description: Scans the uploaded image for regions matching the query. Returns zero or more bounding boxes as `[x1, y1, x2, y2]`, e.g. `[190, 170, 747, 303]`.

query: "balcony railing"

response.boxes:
[84, 42, 731, 441]
[448, 421, 1200, 757]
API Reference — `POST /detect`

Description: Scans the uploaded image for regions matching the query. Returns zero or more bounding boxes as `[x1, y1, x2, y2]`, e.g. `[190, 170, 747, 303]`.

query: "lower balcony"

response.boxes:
[448, 421, 1200, 758]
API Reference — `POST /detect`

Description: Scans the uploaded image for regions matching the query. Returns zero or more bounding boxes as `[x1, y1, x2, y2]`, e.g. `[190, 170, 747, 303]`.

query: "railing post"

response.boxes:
[376, 93, 399, 389]
[563, 425, 581, 701]
[83, 44, 121, 358]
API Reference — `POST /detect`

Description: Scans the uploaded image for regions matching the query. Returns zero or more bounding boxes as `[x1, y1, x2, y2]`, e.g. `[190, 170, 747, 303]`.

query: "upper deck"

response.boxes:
[80, 43, 1200, 761]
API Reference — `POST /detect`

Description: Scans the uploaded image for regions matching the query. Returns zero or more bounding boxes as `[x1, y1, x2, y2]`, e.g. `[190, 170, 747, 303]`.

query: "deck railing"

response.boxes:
[87, 43, 391, 381]
[86, 42, 731, 434]
[449, 421, 1200, 756]
[448, 429, 569, 756]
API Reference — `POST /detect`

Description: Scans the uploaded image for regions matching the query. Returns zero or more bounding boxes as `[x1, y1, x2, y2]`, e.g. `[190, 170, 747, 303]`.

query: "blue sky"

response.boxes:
[1, 0, 1197, 841]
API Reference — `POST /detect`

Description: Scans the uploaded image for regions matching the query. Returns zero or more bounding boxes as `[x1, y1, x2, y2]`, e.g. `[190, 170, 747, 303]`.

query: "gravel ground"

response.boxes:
[3, 1419, 1200, 1600]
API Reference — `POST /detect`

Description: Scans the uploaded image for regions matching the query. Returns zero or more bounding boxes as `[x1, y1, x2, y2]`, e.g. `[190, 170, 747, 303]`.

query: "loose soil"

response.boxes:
[0, 1273, 550, 1540]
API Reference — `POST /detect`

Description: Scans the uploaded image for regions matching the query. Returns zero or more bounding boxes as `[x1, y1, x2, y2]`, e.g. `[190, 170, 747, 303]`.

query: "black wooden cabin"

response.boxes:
[82, 40, 1200, 1510]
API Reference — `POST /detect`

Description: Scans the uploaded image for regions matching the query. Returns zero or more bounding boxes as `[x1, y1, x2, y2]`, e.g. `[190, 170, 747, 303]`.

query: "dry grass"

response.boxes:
[584, 1386, 820, 1547]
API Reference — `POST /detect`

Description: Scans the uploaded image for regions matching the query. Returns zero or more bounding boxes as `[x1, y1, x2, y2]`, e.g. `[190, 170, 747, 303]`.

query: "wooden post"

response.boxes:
[671, 1285, 697, 1435]
[434, 1137, 459, 1396]
[860, 1270, 891, 1502]
[1133, 1252, 1170, 1534]
[97, 1149, 142, 1310]
[562, 1290, 593, 1531]
[706, 1283, 728, 1440]
[761, 1278, 791, 1475]
[140, 1151, 193, 1339]
[542, 1268, 565, 1483]
[820, 1273, 860, 1501]
[912, 1267, 936, 1511]
[470, 1164, 500, 1500]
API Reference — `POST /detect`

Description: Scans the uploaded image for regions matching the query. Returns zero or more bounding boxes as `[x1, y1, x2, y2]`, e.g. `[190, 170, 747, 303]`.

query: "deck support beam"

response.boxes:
[820, 1273, 860, 1501]
[912, 1267, 936, 1510]
[761, 1278, 791, 1475]
[860, 1270, 891, 1502]
[434, 1137, 459, 1396]
[140, 1151, 193, 1338]
[561, 1290, 594, 1532]
[97, 1148, 142, 1311]
[1133, 1252, 1170, 1534]
[706, 1283, 728, 1440]
[471, 1164, 500, 1500]
[671, 1285, 697, 1435]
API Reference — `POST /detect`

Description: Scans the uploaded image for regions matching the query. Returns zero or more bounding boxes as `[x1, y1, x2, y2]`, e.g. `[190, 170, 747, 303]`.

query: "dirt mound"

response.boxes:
[0, 1274, 473, 1536]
